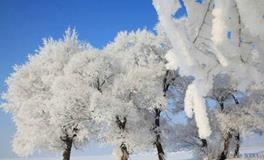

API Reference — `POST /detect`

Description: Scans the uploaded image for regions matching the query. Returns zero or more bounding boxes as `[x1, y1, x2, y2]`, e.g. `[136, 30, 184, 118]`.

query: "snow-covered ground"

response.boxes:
[2, 148, 264, 160]
[0, 151, 193, 160]
[238, 134, 264, 158]
[2, 135, 264, 160]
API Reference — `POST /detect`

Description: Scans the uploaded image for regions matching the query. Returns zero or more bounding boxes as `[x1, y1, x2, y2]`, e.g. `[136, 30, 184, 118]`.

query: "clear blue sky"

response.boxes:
[0, 0, 158, 158]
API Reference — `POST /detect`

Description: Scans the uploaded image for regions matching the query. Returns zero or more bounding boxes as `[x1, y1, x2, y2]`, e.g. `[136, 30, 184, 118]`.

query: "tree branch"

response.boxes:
[193, 0, 213, 44]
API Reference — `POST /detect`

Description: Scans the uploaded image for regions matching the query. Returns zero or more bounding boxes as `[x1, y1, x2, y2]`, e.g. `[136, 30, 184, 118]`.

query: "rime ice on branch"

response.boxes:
[153, 0, 264, 139]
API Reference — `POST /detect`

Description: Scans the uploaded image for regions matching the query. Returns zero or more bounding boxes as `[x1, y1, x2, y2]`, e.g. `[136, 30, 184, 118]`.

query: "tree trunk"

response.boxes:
[233, 132, 240, 158]
[154, 108, 165, 160]
[200, 138, 208, 155]
[156, 70, 174, 160]
[62, 137, 73, 160]
[120, 143, 129, 160]
[201, 138, 207, 148]
[218, 132, 232, 160]
[116, 116, 129, 160]
[155, 137, 165, 160]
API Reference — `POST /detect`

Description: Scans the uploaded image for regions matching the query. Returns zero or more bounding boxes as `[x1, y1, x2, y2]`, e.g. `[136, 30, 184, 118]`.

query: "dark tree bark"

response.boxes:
[216, 93, 241, 160]
[201, 139, 208, 148]
[199, 138, 208, 156]
[217, 96, 225, 111]
[62, 135, 73, 160]
[116, 116, 127, 130]
[233, 132, 240, 158]
[120, 143, 129, 160]
[153, 70, 176, 160]
[154, 108, 165, 160]
[116, 116, 129, 160]
[218, 132, 232, 160]
[163, 70, 170, 97]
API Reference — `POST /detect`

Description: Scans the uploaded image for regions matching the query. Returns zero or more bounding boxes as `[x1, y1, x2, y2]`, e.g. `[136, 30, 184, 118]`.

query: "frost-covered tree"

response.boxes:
[91, 30, 170, 160]
[1, 29, 95, 160]
[108, 66, 166, 160]
[213, 87, 264, 159]
[165, 75, 264, 160]
[1, 27, 171, 160]
[65, 49, 130, 160]
[153, 0, 264, 159]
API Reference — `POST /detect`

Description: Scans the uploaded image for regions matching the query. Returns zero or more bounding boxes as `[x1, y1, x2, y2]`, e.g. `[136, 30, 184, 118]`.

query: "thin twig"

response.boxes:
[193, 0, 213, 44]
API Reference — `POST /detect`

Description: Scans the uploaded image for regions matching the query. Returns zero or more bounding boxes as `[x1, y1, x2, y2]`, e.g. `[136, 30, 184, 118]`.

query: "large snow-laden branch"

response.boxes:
[153, 0, 194, 71]
[211, 0, 232, 46]
[211, 0, 236, 66]
[235, 0, 264, 40]
[153, 0, 221, 74]
[154, 0, 264, 139]
[184, 83, 194, 118]
[154, 0, 264, 159]
[184, 82, 212, 139]
[211, 0, 257, 66]
[153, 0, 213, 139]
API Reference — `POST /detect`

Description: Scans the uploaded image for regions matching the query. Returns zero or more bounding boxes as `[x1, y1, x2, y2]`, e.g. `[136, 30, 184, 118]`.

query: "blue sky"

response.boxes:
[0, 0, 158, 158]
